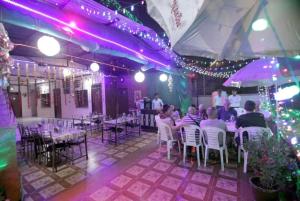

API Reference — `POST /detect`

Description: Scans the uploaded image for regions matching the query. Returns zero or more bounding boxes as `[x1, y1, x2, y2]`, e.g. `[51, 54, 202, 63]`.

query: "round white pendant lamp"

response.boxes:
[134, 71, 145, 83]
[37, 35, 61, 56]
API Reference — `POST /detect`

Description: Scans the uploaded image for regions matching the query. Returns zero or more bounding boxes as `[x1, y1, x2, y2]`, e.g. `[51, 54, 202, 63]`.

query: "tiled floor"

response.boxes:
[19, 131, 254, 201]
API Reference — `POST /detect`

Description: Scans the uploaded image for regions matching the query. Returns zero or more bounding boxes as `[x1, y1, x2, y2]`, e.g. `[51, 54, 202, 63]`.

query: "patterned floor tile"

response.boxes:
[110, 174, 132, 189]
[197, 165, 214, 173]
[191, 172, 212, 185]
[142, 170, 162, 183]
[153, 162, 172, 173]
[24, 171, 46, 182]
[65, 173, 86, 185]
[101, 157, 117, 166]
[147, 189, 173, 201]
[212, 191, 238, 201]
[135, 142, 147, 148]
[104, 149, 119, 155]
[39, 183, 65, 199]
[183, 183, 207, 200]
[21, 166, 39, 175]
[218, 169, 238, 179]
[126, 147, 139, 152]
[31, 176, 55, 190]
[216, 178, 238, 193]
[114, 151, 128, 158]
[138, 158, 156, 167]
[113, 195, 133, 201]
[55, 167, 76, 178]
[90, 186, 116, 201]
[126, 181, 151, 198]
[24, 196, 34, 201]
[148, 152, 162, 159]
[170, 167, 189, 178]
[160, 176, 182, 191]
[126, 165, 145, 177]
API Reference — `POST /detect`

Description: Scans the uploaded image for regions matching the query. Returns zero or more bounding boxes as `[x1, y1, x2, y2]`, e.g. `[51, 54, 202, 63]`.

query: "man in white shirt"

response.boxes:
[152, 93, 163, 111]
[228, 89, 241, 108]
[214, 89, 225, 109]
[200, 107, 227, 131]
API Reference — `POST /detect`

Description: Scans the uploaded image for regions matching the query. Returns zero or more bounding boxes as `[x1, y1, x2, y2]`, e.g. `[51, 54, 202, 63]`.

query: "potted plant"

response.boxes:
[247, 134, 298, 201]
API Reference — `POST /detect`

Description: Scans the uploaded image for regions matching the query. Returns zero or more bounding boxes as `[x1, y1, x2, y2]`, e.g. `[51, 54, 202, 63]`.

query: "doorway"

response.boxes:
[53, 88, 62, 118]
[117, 88, 128, 114]
[8, 92, 22, 118]
[91, 84, 102, 114]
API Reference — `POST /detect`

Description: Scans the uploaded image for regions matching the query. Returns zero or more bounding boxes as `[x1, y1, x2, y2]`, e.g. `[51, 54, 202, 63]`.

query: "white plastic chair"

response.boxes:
[157, 121, 181, 160]
[155, 115, 161, 145]
[202, 127, 228, 171]
[238, 127, 272, 173]
[181, 125, 204, 168]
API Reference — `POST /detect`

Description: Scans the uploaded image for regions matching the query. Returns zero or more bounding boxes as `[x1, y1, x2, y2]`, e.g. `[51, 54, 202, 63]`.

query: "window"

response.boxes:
[41, 93, 51, 107]
[63, 77, 71, 94]
[75, 90, 88, 108]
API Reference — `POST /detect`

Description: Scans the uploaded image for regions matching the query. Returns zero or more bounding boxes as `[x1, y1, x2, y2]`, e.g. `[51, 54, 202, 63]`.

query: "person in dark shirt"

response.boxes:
[218, 99, 237, 121]
[236, 100, 267, 128]
[235, 100, 267, 145]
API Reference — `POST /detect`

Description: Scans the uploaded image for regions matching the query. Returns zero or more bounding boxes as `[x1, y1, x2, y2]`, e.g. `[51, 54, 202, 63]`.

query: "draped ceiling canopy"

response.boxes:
[147, 0, 300, 60]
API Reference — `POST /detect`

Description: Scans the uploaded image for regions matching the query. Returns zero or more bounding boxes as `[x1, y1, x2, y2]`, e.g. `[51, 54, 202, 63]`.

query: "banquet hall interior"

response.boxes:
[0, 0, 299, 201]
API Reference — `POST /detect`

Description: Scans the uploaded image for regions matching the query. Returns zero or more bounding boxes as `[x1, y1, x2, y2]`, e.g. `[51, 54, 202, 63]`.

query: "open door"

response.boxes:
[53, 88, 62, 118]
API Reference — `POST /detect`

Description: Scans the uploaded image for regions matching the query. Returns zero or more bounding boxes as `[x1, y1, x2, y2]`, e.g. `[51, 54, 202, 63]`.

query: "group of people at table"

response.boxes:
[154, 89, 271, 144]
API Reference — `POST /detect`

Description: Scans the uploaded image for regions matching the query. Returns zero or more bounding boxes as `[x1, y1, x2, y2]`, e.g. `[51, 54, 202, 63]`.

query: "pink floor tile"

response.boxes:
[212, 190, 238, 201]
[191, 172, 212, 185]
[125, 165, 145, 177]
[110, 175, 133, 189]
[153, 162, 172, 173]
[147, 189, 173, 201]
[216, 178, 238, 193]
[142, 170, 163, 183]
[170, 167, 189, 178]
[126, 181, 151, 198]
[90, 186, 116, 201]
[138, 158, 156, 167]
[160, 176, 182, 191]
[183, 183, 207, 200]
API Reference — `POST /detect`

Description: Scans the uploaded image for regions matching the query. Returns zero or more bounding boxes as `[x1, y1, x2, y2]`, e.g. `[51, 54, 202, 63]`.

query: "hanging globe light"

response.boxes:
[37, 35, 60, 56]
[252, 18, 268, 31]
[90, 62, 100, 72]
[134, 71, 145, 83]
[63, 68, 71, 77]
[159, 73, 168, 82]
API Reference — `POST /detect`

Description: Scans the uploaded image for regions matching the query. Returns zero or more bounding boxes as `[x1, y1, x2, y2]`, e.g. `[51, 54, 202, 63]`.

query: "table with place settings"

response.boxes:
[103, 117, 141, 145]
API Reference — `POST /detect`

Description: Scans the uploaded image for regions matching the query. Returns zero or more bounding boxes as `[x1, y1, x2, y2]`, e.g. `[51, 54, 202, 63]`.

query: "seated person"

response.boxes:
[200, 107, 227, 131]
[236, 100, 267, 129]
[235, 100, 267, 145]
[181, 106, 201, 126]
[200, 107, 227, 146]
[218, 99, 237, 121]
[159, 104, 181, 137]
[198, 104, 208, 120]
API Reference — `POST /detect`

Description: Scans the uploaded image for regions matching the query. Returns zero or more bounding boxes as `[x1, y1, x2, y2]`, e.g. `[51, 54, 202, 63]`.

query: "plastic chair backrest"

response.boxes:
[202, 127, 226, 149]
[239, 126, 272, 147]
[181, 125, 203, 146]
[157, 121, 174, 141]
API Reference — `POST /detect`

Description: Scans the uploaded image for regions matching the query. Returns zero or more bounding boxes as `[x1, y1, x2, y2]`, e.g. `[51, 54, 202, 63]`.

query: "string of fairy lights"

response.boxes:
[82, 0, 255, 78]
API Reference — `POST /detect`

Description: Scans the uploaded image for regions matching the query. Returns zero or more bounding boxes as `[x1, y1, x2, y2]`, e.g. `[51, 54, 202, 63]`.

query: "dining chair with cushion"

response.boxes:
[181, 125, 204, 168]
[157, 121, 181, 160]
[238, 126, 272, 173]
[202, 127, 228, 171]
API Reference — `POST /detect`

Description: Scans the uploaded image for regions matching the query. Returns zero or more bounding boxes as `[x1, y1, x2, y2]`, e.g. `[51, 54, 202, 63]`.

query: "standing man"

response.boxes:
[214, 89, 224, 110]
[228, 89, 241, 108]
[152, 93, 163, 111]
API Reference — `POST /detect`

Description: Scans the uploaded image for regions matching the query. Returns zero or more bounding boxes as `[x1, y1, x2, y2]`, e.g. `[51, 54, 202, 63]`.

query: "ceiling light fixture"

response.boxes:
[252, 18, 268, 31]
[134, 71, 145, 83]
[37, 35, 60, 56]
[159, 73, 168, 82]
[90, 62, 100, 72]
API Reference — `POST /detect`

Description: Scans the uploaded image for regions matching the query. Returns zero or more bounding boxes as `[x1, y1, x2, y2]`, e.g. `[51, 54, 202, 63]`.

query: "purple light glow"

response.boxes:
[2, 0, 169, 67]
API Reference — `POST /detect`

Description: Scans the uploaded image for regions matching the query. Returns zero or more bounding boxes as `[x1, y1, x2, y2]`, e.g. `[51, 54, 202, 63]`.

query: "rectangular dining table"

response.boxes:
[40, 127, 88, 172]
[102, 117, 141, 145]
